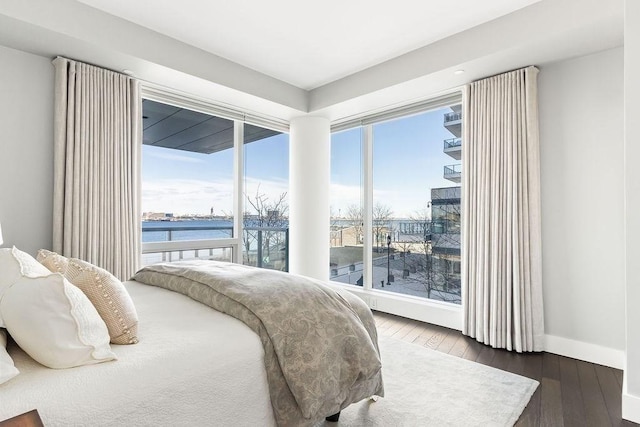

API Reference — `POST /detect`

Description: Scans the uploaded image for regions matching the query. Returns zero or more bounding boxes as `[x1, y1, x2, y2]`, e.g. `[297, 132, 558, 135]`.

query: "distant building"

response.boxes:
[432, 106, 462, 293]
[267, 209, 281, 219]
[443, 104, 462, 184]
[430, 186, 460, 256]
[329, 225, 361, 247]
[143, 212, 174, 220]
[429, 192, 461, 293]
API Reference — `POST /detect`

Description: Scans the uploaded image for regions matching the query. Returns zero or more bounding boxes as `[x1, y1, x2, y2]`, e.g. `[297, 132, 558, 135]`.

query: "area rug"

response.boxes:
[323, 335, 538, 426]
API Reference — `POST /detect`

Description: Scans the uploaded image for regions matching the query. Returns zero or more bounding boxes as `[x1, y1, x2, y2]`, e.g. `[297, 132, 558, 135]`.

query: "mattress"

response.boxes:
[0, 280, 276, 426]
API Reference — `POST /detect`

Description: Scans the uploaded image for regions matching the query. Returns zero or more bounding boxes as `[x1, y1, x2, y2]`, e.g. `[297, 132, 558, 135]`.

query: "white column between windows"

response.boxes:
[289, 116, 330, 281]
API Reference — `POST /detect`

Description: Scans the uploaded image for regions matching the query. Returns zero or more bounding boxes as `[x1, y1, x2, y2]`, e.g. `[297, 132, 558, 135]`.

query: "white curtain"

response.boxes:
[52, 57, 141, 280]
[462, 66, 544, 352]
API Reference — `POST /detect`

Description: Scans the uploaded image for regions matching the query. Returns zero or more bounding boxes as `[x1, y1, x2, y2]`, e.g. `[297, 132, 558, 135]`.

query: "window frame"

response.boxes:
[139, 84, 289, 264]
[329, 90, 464, 329]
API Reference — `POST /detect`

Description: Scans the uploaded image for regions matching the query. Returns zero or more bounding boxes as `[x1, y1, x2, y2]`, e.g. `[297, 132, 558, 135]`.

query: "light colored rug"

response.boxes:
[324, 335, 539, 427]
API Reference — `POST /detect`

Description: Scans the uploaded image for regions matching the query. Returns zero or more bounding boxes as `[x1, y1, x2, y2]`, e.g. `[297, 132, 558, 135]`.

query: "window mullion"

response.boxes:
[232, 120, 244, 263]
[362, 125, 373, 289]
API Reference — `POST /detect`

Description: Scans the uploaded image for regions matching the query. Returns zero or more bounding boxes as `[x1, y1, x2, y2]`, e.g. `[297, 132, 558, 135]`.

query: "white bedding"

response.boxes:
[0, 280, 277, 426]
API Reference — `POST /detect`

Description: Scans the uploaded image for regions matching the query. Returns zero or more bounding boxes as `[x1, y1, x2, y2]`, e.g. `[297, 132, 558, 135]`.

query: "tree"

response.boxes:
[401, 194, 461, 304]
[345, 204, 364, 245]
[242, 186, 288, 269]
[372, 203, 393, 252]
[329, 206, 350, 247]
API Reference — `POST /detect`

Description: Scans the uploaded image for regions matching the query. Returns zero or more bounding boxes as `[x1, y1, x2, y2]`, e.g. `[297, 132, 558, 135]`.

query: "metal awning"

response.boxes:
[142, 99, 280, 154]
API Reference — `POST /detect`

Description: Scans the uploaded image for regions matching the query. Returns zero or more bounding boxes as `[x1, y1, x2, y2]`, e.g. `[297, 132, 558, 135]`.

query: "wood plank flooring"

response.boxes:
[372, 311, 638, 427]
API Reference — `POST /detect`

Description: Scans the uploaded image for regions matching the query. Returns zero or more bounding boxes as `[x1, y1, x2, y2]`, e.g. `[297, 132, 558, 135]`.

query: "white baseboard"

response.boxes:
[623, 377, 640, 423]
[544, 334, 625, 369]
[330, 282, 625, 369]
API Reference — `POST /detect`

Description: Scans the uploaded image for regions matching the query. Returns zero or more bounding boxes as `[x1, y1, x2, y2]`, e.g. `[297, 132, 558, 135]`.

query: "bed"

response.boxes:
[0, 255, 384, 427]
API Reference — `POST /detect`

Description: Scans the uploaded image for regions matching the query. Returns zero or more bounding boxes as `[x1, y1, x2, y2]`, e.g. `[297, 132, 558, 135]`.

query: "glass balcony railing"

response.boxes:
[443, 112, 462, 123]
[241, 227, 289, 271]
[443, 138, 462, 150]
[444, 164, 462, 176]
[141, 224, 289, 272]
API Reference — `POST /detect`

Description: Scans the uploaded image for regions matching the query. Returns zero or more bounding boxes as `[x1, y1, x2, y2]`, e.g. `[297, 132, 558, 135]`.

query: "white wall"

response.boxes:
[538, 47, 625, 358]
[0, 45, 54, 255]
[624, 0, 640, 421]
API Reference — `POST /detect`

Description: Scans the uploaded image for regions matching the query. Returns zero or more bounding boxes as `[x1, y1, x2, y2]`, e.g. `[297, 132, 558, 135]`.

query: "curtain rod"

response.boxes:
[473, 65, 539, 83]
[53, 55, 132, 77]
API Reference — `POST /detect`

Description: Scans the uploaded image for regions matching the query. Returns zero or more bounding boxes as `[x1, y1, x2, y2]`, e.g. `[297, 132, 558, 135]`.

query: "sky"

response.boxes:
[141, 128, 289, 216]
[142, 106, 460, 218]
[330, 107, 460, 218]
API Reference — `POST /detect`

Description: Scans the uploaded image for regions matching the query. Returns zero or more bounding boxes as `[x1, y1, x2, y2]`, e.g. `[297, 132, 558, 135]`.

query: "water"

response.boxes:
[143, 218, 423, 243]
[140, 219, 289, 271]
[141, 219, 234, 242]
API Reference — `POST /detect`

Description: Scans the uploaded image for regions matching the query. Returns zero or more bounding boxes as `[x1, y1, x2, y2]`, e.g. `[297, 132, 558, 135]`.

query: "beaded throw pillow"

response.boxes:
[36, 248, 69, 274]
[63, 258, 139, 345]
[37, 250, 139, 345]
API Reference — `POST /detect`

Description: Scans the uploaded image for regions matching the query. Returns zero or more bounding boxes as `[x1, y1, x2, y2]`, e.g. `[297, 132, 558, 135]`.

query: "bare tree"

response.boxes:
[403, 191, 461, 303]
[345, 204, 364, 245]
[329, 206, 344, 247]
[393, 240, 413, 276]
[243, 186, 288, 269]
[372, 203, 393, 252]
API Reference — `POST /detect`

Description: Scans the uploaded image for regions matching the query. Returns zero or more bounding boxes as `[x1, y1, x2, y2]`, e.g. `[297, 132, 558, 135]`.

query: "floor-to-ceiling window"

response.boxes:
[139, 93, 289, 268]
[243, 123, 290, 271]
[330, 127, 363, 285]
[330, 94, 462, 305]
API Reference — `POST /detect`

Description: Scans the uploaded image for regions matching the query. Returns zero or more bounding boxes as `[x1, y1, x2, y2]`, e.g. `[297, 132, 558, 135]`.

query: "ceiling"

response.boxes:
[76, 0, 541, 90]
[0, 0, 624, 121]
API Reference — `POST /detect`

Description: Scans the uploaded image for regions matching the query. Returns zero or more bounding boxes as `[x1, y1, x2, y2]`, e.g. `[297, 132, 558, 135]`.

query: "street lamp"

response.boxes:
[387, 234, 392, 286]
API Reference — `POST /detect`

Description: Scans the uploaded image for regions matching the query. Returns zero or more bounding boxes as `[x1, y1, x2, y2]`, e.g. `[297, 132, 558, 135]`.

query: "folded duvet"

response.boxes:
[134, 260, 384, 426]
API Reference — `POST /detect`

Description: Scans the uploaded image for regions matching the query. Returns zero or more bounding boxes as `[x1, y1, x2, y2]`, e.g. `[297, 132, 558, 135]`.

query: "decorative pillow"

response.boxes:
[0, 274, 117, 369]
[0, 329, 19, 385]
[65, 258, 139, 345]
[35, 250, 139, 345]
[0, 247, 52, 328]
[36, 248, 69, 274]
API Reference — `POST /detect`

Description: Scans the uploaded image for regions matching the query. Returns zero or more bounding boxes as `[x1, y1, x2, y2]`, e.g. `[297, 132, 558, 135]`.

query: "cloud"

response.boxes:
[142, 176, 290, 216]
[244, 177, 289, 198]
[142, 177, 436, 219]
[142, 178, 234, 215]
[147, 151, 204, 164]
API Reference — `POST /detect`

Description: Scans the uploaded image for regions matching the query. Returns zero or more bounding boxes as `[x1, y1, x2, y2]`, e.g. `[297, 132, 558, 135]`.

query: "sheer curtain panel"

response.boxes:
[52, 57, 141, 280]
[462, 66, 544, 352]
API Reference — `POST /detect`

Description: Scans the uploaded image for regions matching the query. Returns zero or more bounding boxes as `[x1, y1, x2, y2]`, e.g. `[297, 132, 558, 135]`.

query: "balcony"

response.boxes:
[443, 112, 462, 137]
[141, 224, 289, 272]
[443, 138, 462, 160]
[444, 164, 461, 183]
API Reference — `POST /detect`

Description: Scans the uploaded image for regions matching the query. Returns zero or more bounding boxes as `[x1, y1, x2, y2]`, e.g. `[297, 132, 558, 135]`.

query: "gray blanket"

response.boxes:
[133, 260, 384, 426]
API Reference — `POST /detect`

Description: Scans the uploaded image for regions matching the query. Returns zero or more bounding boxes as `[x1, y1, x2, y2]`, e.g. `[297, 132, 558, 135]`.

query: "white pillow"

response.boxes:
[0, 274, 117, 369]
[0, 247, 52, 328]
[0, 329, 19, 385]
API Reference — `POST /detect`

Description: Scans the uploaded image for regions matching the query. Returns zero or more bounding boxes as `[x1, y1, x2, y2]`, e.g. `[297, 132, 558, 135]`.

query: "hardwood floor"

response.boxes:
[372, 311, 638, 427]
